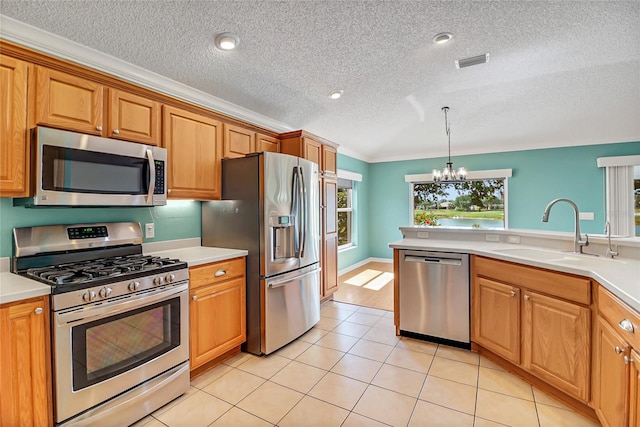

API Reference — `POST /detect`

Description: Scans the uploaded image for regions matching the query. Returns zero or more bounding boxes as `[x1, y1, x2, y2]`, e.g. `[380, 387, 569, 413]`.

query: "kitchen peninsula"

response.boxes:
[391, 226, 640, 425]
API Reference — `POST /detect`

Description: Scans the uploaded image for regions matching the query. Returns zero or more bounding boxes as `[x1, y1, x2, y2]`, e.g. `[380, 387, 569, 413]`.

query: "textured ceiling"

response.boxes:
[1, 1, 639, 162]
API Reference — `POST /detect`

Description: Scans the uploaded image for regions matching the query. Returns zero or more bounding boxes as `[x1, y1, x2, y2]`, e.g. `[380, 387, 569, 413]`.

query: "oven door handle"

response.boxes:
[55, 283, 187, 326]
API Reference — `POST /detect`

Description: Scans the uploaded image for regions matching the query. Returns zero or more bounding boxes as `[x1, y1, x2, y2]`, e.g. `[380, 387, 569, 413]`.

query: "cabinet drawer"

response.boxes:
[190, 257, 245, 289]
[473, 256, 591, 305]
[598, 285, 640, 350]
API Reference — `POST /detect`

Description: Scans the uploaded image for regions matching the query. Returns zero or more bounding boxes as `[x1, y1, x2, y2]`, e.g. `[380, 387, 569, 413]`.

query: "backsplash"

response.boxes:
[0, 198, 201, 258]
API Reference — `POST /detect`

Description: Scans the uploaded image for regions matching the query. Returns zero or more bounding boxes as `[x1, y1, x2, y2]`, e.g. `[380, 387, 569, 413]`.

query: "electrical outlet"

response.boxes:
[145, 223, 155, 239]
[485, 234, 500, 242]
[579, 212, 595, 220]
[508, 235, 521, 244]
[417, 232, 429, 239]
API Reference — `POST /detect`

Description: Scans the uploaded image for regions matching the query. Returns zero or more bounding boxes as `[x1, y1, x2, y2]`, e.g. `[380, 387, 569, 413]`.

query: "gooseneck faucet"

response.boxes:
[541, 198, 589, 254]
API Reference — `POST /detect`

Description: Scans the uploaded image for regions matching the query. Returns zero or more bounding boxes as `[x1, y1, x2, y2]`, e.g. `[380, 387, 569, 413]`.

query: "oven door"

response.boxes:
[32, 126, 167, 206]
[53, 283, 189, 424]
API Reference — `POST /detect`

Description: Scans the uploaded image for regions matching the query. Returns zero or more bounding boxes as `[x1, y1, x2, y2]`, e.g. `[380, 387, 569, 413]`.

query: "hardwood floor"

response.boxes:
[332, 261, 394, 311]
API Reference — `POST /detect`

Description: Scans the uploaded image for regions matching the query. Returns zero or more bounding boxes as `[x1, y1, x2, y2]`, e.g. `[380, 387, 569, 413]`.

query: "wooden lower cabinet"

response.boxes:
[595, 318, 630, 427]
[189, 258, 246, 372]
[0, 296, 52, 427]
[630, 349, 640, 427]
[322, 235, 338, 296]
[522, 290, 590, 402]
[594, 284, 640, 427]
[471, 256, 591, 404]
[472, 276, 520, 364]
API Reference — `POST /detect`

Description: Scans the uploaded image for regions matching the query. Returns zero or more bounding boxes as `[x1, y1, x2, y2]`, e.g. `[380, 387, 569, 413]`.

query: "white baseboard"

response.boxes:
[338, 257, 392, 276]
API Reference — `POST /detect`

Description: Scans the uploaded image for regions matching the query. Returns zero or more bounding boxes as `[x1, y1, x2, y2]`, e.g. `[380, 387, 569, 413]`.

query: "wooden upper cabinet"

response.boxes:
[522, 290, 591, 402]
[223, 123, 255, 158]
[322, 144, 337, 175]
[35, 66, 104, 135]
[0, 56, 30, 197]
[108, 88, 161, 145]
[162, 106, 222, 200]
[302, 137, 322, 167]
[257, 133, 280, 153]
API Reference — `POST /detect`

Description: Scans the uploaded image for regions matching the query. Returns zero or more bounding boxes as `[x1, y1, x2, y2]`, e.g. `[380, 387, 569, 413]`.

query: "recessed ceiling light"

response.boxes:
[214, 33, 239, 51]
[329, 90, 344, 100]
[433, 32, 453, 44]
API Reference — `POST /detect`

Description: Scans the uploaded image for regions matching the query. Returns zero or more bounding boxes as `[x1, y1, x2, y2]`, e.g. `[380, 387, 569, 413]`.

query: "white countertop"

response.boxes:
[0, 246, 248, 305]
[390, 237, 640, 312]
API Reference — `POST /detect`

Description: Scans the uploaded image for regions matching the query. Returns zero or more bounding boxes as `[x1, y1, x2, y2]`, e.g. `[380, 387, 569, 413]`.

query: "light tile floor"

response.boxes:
[133, 301, 600, 427]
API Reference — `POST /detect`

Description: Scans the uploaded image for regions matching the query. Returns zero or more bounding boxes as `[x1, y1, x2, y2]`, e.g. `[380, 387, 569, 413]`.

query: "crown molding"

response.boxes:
[0, 15, 294, 133]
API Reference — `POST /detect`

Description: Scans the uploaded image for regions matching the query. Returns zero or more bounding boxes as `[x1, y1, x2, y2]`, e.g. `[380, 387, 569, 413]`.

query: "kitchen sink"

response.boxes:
[494, 248, 626, 264]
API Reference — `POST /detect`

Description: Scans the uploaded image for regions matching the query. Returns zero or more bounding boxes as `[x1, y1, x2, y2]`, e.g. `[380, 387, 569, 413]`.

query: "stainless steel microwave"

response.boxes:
[18, 127, 167, 207]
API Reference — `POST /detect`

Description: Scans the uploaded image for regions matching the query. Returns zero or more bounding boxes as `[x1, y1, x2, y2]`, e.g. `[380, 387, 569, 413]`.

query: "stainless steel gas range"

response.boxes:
[11, 222, 190, 427]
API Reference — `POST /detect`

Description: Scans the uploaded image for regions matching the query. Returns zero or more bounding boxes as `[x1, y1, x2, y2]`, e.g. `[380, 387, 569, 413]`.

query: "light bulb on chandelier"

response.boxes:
[432, 106, 467, 182]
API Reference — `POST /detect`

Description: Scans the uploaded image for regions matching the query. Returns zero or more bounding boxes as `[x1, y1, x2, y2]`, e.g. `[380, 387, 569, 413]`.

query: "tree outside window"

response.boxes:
[412, 179, 505, 228]
[337, 178, 353, 247]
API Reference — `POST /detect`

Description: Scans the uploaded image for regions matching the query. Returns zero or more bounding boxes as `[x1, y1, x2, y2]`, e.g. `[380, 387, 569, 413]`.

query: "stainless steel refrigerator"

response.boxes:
[202, 152, 321, 355]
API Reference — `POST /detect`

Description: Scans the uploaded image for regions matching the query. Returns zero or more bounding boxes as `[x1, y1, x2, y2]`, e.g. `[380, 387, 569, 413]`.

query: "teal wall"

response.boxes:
[336, 154, 371, 271]
[340, 141, 640, 263]
[0, 199, 201, 258]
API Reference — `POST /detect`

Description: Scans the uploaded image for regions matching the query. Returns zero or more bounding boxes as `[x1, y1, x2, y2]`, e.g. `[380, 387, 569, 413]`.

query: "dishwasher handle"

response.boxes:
[404, 255, 463, 266]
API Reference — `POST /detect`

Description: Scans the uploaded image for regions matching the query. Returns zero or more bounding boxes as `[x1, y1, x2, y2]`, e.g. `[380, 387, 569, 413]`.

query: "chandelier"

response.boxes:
[432, 106, 467, 182]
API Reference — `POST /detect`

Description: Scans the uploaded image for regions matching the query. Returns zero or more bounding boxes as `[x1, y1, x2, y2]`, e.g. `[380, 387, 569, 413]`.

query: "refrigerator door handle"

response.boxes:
[267, 267, 320, 288]
[291, 166, 300, 255]
[299, 166, 306, 258]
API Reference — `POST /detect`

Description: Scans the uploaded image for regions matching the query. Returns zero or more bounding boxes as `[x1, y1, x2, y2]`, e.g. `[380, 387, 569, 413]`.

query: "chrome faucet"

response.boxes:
[604, 221, 619, 259]
[541, 198, 589, 254]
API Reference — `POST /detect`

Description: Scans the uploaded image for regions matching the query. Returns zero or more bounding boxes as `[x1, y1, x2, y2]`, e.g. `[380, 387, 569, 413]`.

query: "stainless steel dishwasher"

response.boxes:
[399, 250, 470, 349]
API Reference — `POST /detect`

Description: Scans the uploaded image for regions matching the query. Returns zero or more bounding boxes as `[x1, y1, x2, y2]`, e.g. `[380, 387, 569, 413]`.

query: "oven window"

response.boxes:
[71, 297, 180, 391]
[43, 145, 147, 194]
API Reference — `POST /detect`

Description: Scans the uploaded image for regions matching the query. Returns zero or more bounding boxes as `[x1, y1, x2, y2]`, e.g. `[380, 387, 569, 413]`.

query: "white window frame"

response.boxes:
[337, 169, 362, 251]
[597, 155, 640, 237]
[405, 169, 512, 229]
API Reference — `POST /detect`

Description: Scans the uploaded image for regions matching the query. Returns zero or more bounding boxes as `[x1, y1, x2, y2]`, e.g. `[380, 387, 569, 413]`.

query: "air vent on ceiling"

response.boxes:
[455, 53, 490, 69]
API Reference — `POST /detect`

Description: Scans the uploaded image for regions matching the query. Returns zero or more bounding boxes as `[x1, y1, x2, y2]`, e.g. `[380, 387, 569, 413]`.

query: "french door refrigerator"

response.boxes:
[202, 152, 321, 355]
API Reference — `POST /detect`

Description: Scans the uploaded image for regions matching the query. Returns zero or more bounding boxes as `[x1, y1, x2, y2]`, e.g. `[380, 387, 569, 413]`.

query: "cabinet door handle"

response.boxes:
[191, 295, 197, 301]
[625, 356, 634, 365]
[113, 129, 120, 135]
[34, 307, 43, 315]
[96, 125, 103, 131]
[214, 269, 227, 277]
[615, 346, 623, 355]
[510, 290, 517, 297]
[524, 295, 530, 301]
[619, 319, 635, 333]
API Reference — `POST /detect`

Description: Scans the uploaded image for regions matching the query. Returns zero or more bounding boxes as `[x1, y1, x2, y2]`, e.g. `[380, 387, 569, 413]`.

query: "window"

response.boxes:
[597, 155, 640, 237]
[406, 169, 512, 229]
[337, 178, 353, 248]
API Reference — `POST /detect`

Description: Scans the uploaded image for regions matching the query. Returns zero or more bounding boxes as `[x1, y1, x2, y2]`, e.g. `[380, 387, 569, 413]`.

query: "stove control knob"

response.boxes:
[153, 276, 165, 286]
[99, 287, 112, 298]
[83, 290, 96, 302]
[128, 281, 140, 291]
[165, 273, 176, 283]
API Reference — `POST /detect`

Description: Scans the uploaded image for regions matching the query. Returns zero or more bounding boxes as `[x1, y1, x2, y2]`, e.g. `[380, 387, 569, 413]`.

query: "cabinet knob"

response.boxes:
[168, 189, 172, 194]
[34, 307, 43, 315]
[615, 346, 623, 355]
[192, 295, 198, 301]
[619, 319, 635, 333]
[113, 129, 120, 135]
[96, 125, 103, 131]
[214, 269, 227, 277]
[625, 356, 634, 365]
[510, 290, 517, 297]
[524, 295, 530, 301]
